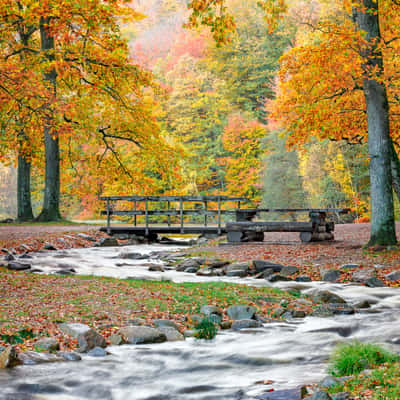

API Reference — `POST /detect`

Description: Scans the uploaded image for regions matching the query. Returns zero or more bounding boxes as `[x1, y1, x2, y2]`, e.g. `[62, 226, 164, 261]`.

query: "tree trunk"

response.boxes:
[353, 0, 396, 246]
[37, 16, 62, 222]
[390, 139, 400, 202]
[17, 152, 34, 221]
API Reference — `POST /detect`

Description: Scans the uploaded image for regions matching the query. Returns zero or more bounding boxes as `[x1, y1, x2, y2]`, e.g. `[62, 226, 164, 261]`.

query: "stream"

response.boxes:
[1, 244, 400, 400]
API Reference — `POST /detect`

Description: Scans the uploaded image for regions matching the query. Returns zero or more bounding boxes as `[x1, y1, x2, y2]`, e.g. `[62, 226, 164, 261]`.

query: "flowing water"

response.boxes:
[1, 244, 400, 400]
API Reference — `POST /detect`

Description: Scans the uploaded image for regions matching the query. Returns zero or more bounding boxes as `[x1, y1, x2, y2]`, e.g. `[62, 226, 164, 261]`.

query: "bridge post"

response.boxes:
[204, 201, 208, 227]
[106, 198, 111, 235]
[145, 198, 149, 236]
[180, 198, 184, 233]
[133, 200, 137, 227]
[167, 201, 171, 227]
[217, 196, 221, 235]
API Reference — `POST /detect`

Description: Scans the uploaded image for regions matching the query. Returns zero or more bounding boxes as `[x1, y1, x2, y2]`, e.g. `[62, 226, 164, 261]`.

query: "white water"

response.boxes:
[1, 244, 400, 400]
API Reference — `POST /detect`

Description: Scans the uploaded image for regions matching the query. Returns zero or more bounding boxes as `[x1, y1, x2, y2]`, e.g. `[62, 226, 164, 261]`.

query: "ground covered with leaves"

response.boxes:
[198, 223, 400, 287]
[0, 269, 310, 352]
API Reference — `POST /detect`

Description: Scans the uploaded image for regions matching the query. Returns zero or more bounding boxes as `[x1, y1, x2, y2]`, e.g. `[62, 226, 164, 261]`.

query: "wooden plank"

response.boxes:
[99, 195, 248, 202]
[236, 208, 350, 214]
[226, 221, 314, 232]
[100, 210, 238, 216]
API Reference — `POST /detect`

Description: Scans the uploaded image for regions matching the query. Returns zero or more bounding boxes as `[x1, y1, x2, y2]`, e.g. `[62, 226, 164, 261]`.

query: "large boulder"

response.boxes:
[117, 326, 167, 344]
[59, 323, 91, 338]
[176, 258, 202, 271]
[321, 269, 342, 282]
[153, 319, 180, 331]
[308, 289, 347, 304]
[0, 346, 21, 368]
[227, 305, 256, 320]
[385, 271, 400, 281]
[7, 261, 31, 271]
[18, 351, 64, 365]
[280, 266, 299, 277]
[252, 260, 284, 273]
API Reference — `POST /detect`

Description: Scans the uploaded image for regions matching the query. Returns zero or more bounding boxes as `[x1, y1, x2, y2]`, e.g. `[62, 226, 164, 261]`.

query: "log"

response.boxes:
[226, 222, 314, 232]
[300, 232, 334, 243]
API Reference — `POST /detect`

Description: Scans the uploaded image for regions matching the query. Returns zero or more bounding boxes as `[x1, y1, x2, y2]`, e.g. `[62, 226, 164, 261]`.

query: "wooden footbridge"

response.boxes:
[99, 195, 350, 242]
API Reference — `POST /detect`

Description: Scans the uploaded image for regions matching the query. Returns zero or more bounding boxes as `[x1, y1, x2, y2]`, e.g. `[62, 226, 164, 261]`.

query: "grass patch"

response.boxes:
[194, 317, 218, 340]
[329, 341, 399, 377]
[329, 362, 400, 399]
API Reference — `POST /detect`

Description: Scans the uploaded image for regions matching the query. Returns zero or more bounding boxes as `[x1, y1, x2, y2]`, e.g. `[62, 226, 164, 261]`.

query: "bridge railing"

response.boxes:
[99, 195, 249, 235]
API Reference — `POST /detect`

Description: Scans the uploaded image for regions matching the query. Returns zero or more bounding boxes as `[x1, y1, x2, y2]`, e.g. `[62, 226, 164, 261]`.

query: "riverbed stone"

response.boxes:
[354, 300, 371, 309]
[18, 351, 64, 365]
[158, 326, 184, 341]
[231, 319, 262, 330]
[267, 274, 293, 282]
[87, 347, 108, 357]
[225, 262, 249, 274]
[295, 275, 312, 282]
[109, 334, 125, 345]
[227, 305, 256, 320]
[57, 351, 82, 361]
[44, 243, 57, 250]
[226, 269, 248, 277]
[35, 338, 59, 352]
[220, 321, 232, 329]
[351, 268, 375, 283]
[256, 387, 303, 400]
[77, 233, 96, 241]
[0, 346, 21, 368]
[252, 260, 284, 273]
[118, 326, 167, 344]
[308, 391, 332, 400]
[184, 266, 199, 273]
[308, 289, 347, 304]
[280, 266, 299, 276]
[176, 258, 202, 271]
[385, 270, 400, 281]
[319, 376, 340, 388]
[77, 329, 107, 352]
[98, 237, 119, 247]
[59, 322, 91, 338]
[292, 310, 306, 318]
[119, 252, 148, 260]
[184, 329, 196, 337]
[322, 269, 342, 282]
[204, 259, 230, 269]
[7, 261, 31, 271]
[365, 277, 386, 287]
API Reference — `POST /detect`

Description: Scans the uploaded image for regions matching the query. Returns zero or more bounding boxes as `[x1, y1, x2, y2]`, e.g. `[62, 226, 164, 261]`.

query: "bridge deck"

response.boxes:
[99, 226, 225, 235]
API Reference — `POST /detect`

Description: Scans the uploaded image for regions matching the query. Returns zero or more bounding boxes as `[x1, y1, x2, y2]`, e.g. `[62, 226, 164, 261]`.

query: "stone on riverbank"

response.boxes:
[157, 326, 185, 341]
[321, 269, 342, 282]
[35, 338, 59, 352]
[7, 261, 31, 271]
[308, 289, 347, 304]
[118, 326, 167, 344]
[77, 329, 107, 353]
[97, 237, 119, 247]
[227, 305, 256, 320]
[57, 351, 82, 361]
[351, 268, 375, 283]
[385, 270, 400, 281]
[59, 323, 91, 338]
[252, 260, 284, 273]
[231, 319, 262, 330]
[154, 319, 180, 330]
[365, 277, 386, 287]
[267, 274, 293, 282]
[280, 266, 299, 277]
[18, 351, 64, 365]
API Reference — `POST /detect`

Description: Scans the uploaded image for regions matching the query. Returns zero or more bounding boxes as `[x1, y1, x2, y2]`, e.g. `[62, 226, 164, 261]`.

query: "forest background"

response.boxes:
[1, 0, 398, 224]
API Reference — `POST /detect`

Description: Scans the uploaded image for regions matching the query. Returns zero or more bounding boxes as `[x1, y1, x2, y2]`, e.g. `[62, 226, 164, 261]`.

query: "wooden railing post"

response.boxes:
[204, 200, 208, 227]
[180, 198, 184, 233]
[106, 198, 111, 234]
[145, 198, 149, 236]
[167, 200, 171, 227]
[217, 196, 221, 235]
[134, 200, 137, 227]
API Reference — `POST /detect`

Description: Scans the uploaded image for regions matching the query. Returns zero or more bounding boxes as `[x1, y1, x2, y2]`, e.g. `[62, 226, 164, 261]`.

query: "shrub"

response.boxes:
[329, 341, 399, 376]
[194, 317, 218, 340]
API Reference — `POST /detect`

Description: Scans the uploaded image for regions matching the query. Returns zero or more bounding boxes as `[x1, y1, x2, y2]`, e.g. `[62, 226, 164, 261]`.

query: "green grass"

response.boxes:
[329, 341, 399, 377]
[194, 317, 218, 340]
[329, 362, 400, 399]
